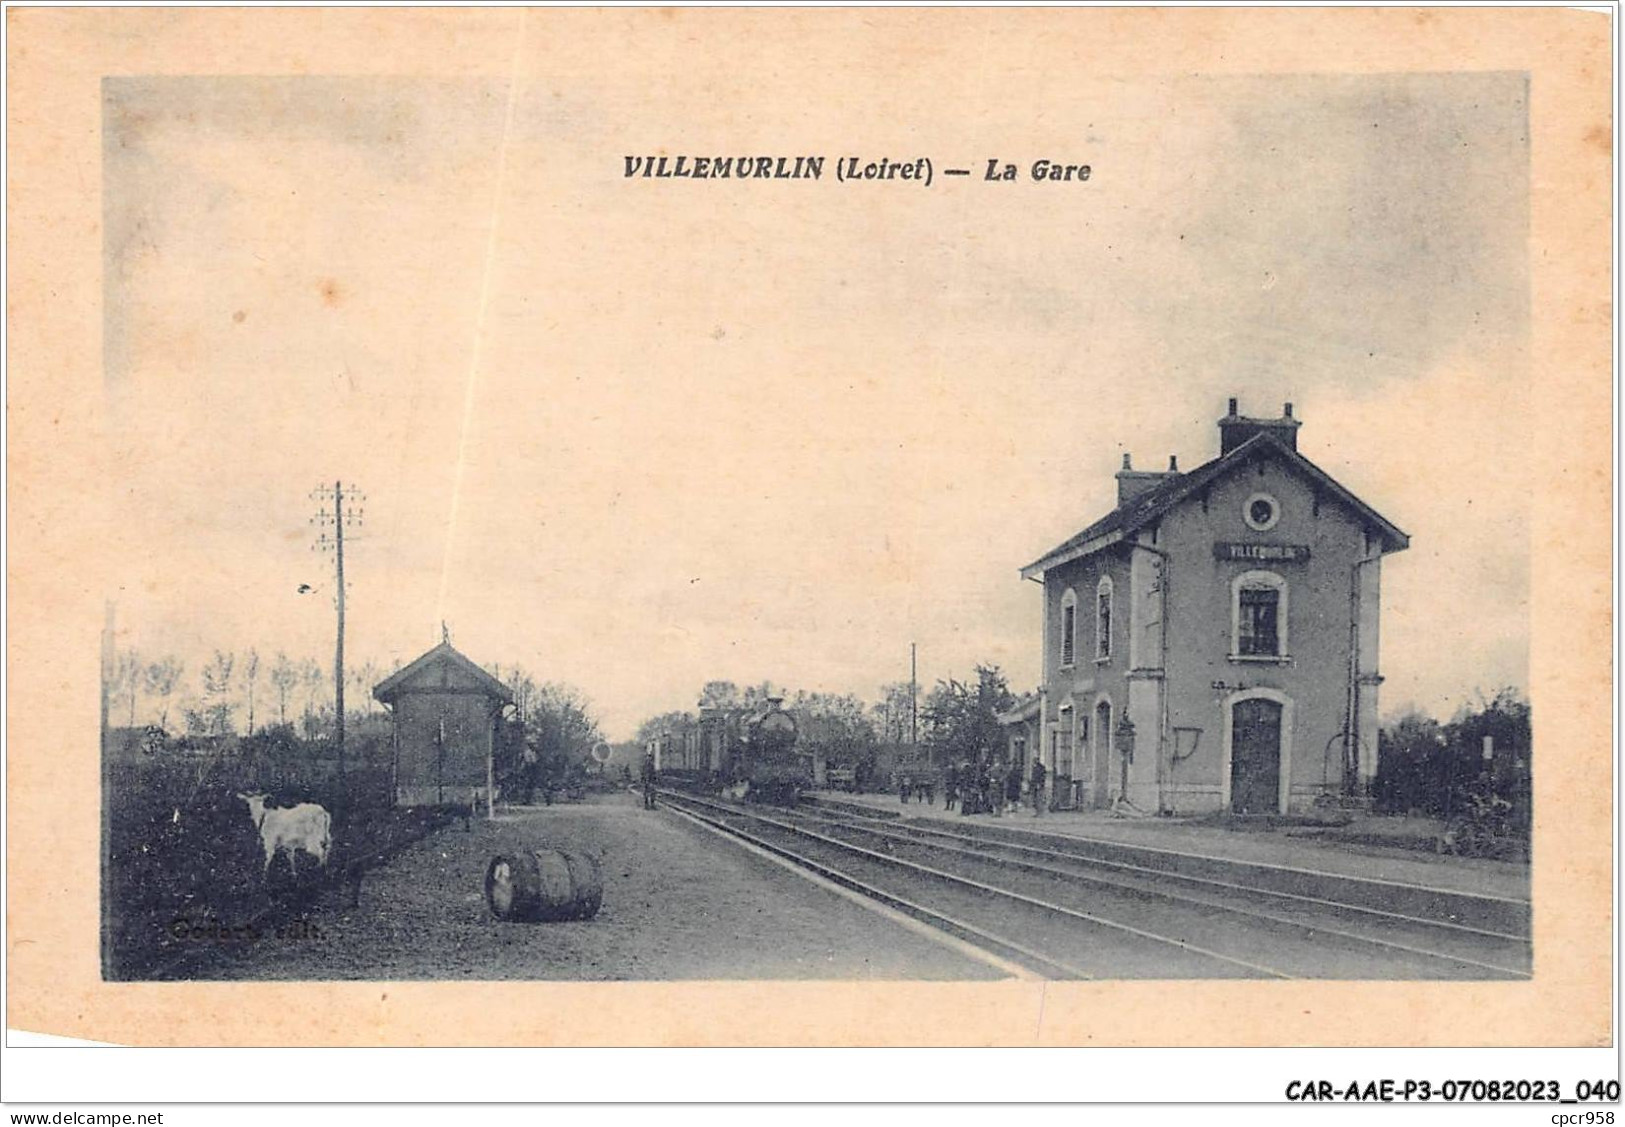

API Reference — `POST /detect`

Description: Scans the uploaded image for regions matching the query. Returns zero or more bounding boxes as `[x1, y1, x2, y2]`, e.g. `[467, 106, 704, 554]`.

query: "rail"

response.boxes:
[664, 789, 1530, 980]
[660, 789, 1296, 980]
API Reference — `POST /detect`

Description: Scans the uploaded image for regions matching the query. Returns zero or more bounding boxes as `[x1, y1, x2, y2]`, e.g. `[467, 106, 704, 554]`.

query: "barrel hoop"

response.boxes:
[488, 848, 603, 922]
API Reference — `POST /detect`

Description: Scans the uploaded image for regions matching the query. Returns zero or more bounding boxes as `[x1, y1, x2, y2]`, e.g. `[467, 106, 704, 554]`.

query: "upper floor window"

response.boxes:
[1232, 570, 1288, 660]
[1095, 575, 1114, 661]
[1238, 588, 1279, 655]
[1060, 588, 1078, 667]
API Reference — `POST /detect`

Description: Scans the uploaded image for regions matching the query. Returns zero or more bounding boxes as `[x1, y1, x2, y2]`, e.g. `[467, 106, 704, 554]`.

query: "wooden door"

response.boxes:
[1092, 701, 1113, 808]
[1230, 698, 1282, 814]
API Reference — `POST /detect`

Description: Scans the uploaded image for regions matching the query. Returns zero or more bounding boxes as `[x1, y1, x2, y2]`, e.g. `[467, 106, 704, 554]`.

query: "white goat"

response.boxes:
[238, 793, 332, 879]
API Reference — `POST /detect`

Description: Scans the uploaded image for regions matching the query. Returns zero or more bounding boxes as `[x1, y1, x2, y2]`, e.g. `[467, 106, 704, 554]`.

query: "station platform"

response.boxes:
[803, 789, 1531, 903]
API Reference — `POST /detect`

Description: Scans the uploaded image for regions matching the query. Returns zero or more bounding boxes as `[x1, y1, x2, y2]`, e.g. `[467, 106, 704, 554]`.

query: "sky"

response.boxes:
[101, 72, 1530, 739]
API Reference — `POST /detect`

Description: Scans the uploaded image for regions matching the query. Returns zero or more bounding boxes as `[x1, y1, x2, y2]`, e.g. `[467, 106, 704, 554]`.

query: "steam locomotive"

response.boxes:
[736, 700, 807, 806]
[651, 697, 811, 806]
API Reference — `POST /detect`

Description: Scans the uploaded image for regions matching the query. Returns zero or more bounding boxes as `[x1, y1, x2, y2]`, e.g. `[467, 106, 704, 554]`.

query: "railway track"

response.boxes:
[658, 789, 1532, 981]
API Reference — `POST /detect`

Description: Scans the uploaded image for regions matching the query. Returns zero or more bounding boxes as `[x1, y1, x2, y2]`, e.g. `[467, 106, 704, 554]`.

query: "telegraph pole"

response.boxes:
[312, 481, 364, 800]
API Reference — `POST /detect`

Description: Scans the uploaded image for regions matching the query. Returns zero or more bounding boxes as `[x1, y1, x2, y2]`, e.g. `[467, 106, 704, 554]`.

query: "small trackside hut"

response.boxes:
[1015, 399, 1409, 817]
[373, 640, 513, 814]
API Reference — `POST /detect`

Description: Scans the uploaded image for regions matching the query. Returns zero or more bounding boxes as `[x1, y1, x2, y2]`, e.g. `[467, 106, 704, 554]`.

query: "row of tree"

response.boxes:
[632, 666, 1021, 782]
[104, 649, 614, 774]
[104, 648, 397, 739]
[106, 648, 610, 807]
[633, 679, 906, 760]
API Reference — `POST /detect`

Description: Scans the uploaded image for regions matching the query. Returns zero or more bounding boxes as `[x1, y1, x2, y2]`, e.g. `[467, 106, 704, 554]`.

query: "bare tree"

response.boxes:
[243, 648, 261, 735]
[143, 656, 184, 733]
[115, 650, 142, 727]
[871, 681, 917, 745]
[299, 657, 325, 736]
[200, 650, 236, 736]
[350, 659, 382, 718]
[506, 667, 538, 719]
[269, 652, 298, 727]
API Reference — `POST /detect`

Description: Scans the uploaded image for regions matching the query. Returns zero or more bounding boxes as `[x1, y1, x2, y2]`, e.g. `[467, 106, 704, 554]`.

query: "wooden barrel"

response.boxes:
[485, 849, 603, 922]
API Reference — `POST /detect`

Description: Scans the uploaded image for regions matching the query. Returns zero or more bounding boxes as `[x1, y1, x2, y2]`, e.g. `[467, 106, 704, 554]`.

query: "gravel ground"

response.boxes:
[197, 790, 1001, 980]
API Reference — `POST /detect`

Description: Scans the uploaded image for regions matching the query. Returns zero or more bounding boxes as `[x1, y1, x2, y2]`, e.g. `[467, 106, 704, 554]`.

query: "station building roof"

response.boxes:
[1020, 431, 1409, 581]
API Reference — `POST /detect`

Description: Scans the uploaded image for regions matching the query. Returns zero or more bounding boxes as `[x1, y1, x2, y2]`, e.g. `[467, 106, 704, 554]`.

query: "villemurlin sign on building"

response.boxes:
[1213, 543, 1312, 563]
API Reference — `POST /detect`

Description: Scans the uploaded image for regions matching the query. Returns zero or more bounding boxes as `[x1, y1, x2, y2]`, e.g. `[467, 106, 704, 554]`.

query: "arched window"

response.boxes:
[1231, 570, 1288, 659]
[1059, 588, 1078, 668]
[1095, 575, 1114, 661]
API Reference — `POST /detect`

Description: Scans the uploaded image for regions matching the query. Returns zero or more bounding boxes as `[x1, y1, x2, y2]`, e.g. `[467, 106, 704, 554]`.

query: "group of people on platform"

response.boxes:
[899, 756, 1049, 817]
[896, 771, 936, 806]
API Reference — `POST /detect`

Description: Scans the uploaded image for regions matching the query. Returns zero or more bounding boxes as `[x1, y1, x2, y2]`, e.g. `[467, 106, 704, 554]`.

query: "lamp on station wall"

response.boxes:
[1114, 717, 1136, 761]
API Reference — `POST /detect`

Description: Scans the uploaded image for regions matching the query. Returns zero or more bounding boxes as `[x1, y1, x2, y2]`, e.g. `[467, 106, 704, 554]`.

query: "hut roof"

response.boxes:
[371, 641, 514, 705]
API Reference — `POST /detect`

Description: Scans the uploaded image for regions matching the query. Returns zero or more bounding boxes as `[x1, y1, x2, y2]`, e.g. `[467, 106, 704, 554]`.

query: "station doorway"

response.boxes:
[1091, 699, 1113, 808]
[1229, 697, 1282, 814]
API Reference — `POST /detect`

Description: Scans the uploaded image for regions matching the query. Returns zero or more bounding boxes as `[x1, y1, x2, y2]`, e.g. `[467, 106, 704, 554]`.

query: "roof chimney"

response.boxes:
[1117, 450, 1180, 507]
[1218, 397, 1301, 455]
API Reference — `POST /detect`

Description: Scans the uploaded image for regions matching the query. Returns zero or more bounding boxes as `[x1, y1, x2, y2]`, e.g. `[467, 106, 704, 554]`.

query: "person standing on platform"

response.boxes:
[1007, 759, 1024, 815]
[1030, 757, 1047, 817]
[640, 752, 658, 810]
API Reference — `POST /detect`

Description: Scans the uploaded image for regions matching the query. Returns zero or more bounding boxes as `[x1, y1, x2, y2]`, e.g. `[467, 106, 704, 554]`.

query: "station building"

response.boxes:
[1013, 400, 1408, 815]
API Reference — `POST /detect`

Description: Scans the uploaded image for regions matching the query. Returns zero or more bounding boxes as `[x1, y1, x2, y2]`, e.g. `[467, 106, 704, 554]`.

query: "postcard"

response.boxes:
[5, 7, 1611, 1051]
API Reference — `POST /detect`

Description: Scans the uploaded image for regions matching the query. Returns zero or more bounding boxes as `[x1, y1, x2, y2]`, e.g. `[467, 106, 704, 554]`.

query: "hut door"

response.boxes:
[1230, 698, 1282, 814]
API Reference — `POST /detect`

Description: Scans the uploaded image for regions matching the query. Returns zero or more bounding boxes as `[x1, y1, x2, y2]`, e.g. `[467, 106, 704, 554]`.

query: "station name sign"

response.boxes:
[1214, 542, 1311, 563]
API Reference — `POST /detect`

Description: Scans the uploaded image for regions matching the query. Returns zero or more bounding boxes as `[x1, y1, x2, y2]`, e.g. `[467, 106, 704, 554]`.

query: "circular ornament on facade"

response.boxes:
[1243, 492, 1281, 532]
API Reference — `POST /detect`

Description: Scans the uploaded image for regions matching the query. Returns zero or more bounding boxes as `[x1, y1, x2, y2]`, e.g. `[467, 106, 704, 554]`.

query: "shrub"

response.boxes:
[1374, 689, 1530, 850]
[103, 728, 432, 979]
